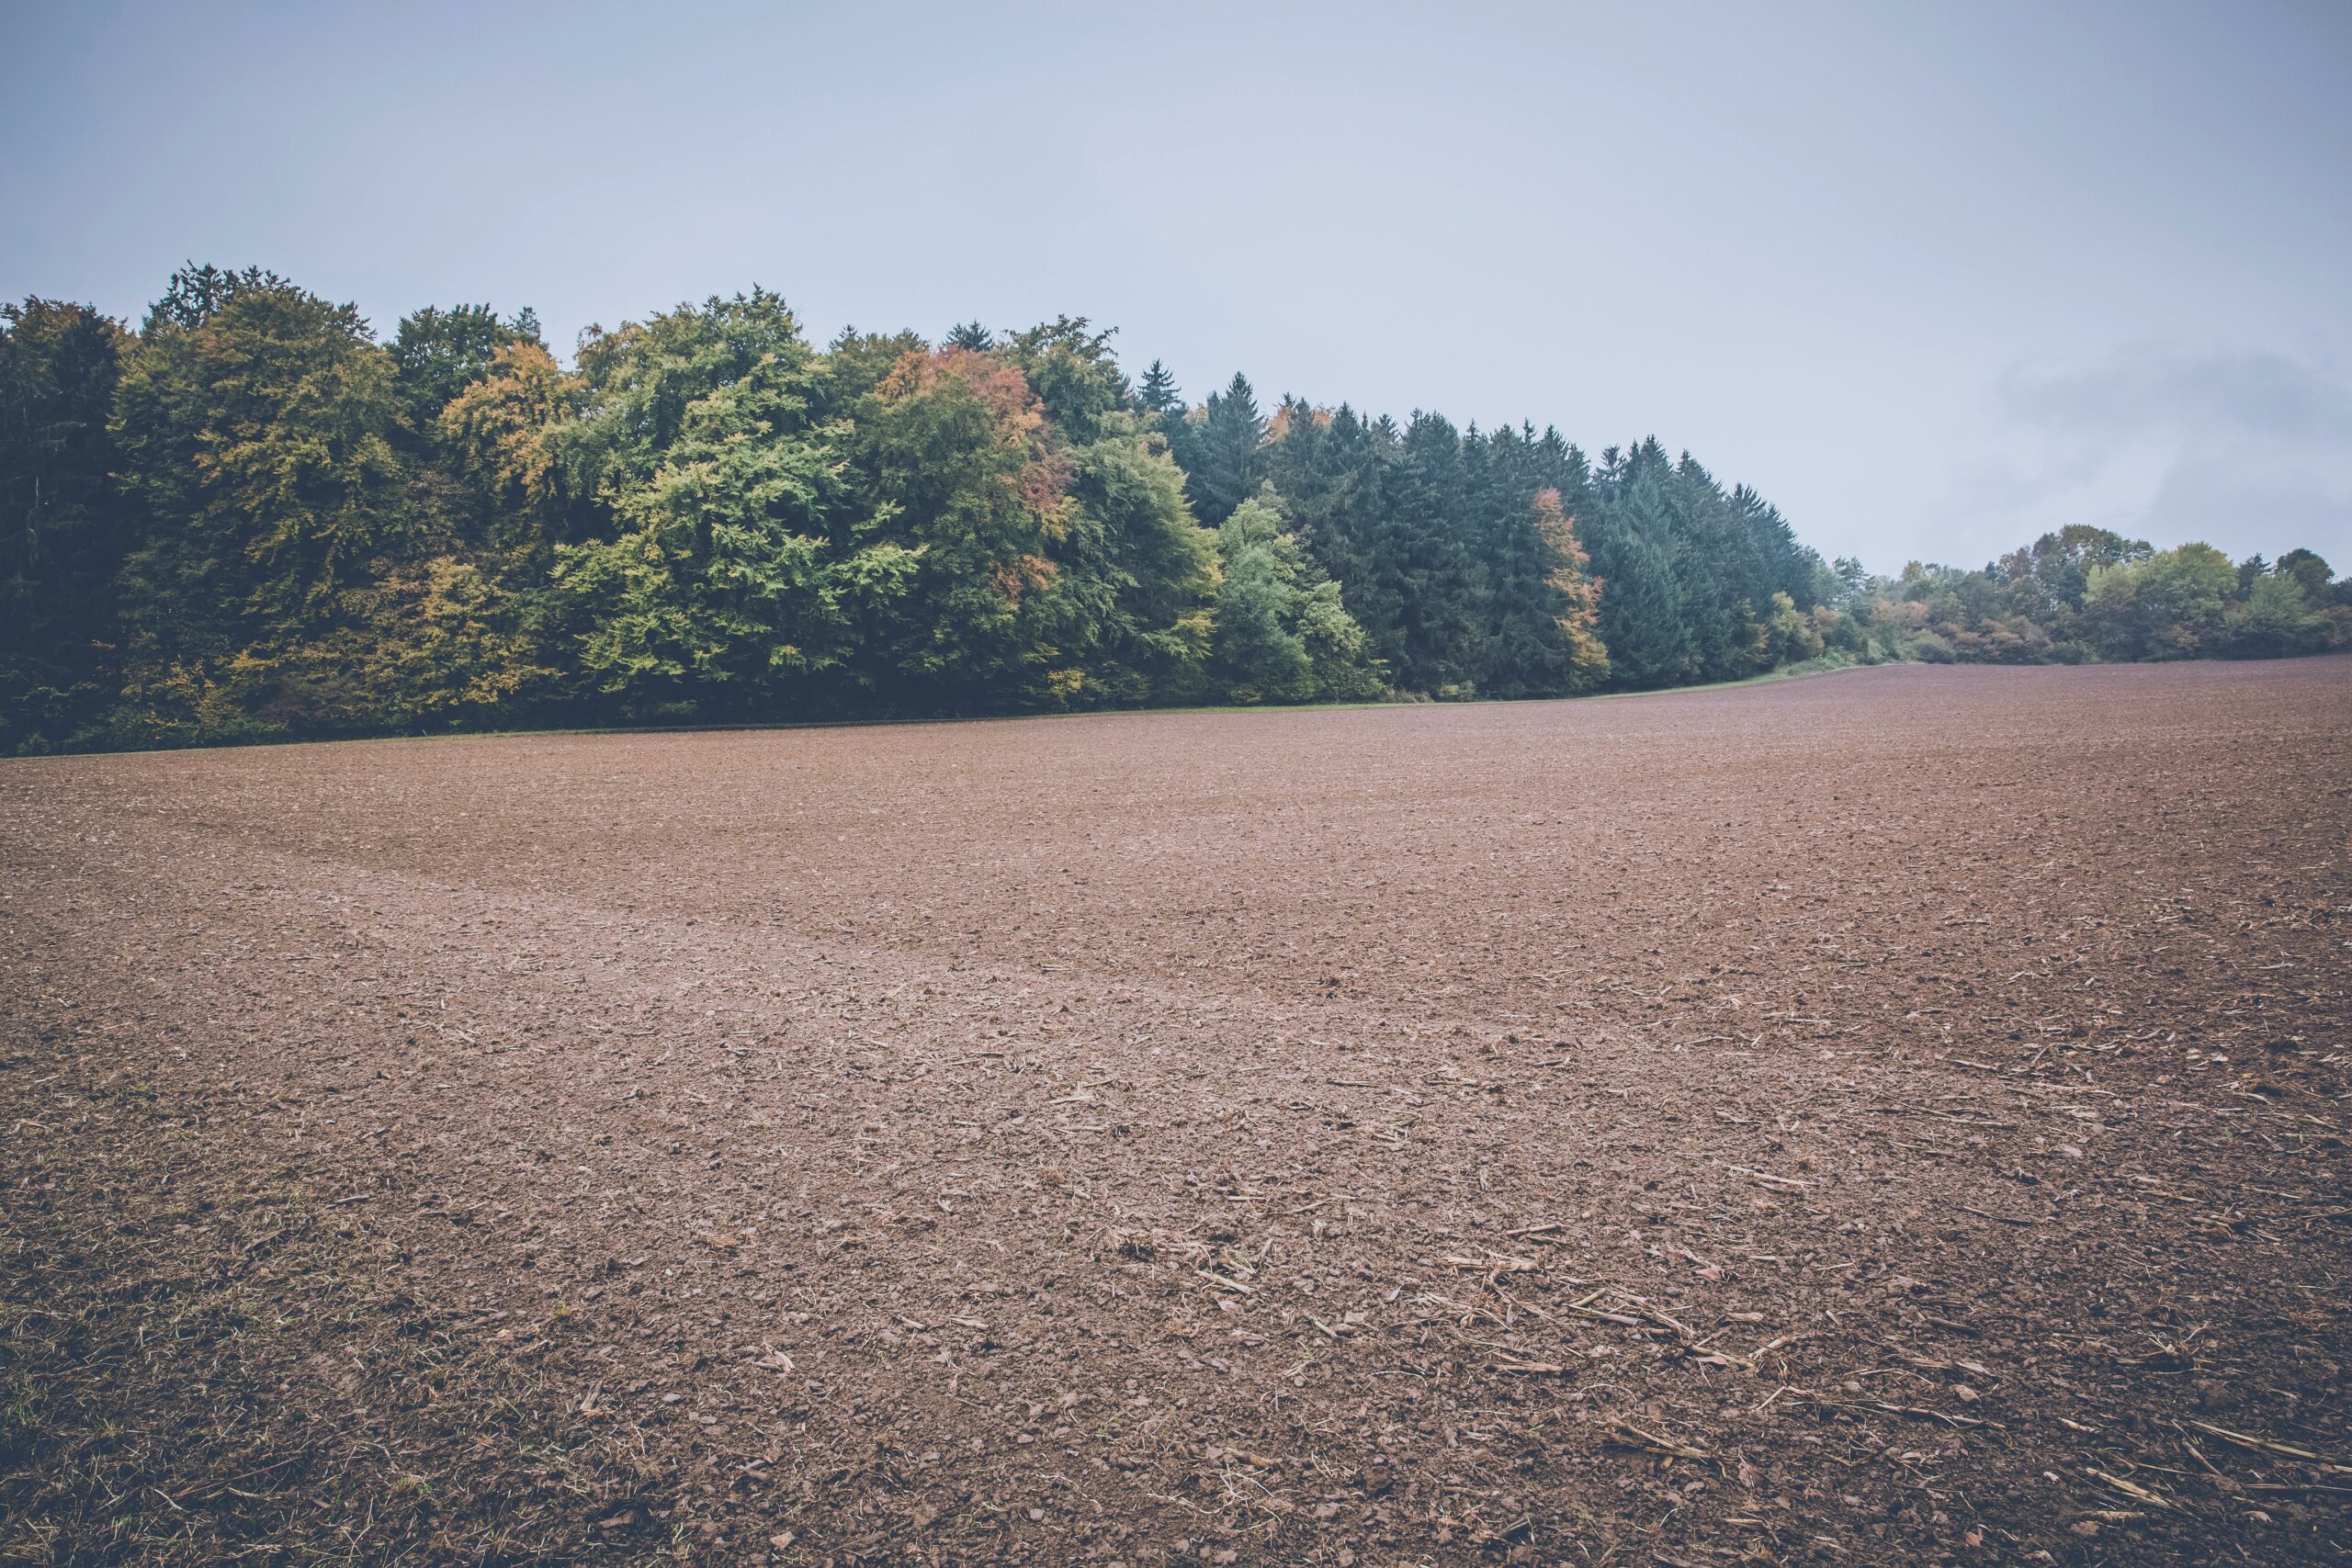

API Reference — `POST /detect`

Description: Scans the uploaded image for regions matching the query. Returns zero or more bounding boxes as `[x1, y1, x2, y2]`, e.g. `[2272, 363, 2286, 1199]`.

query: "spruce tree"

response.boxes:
[0, 299, 133, 751]
[1188, 373, 1264, 525]
[1136, 359, 1182, 420]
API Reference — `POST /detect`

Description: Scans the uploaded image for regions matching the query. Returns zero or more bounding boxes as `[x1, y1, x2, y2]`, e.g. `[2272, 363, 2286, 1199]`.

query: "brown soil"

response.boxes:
[5, 658, 2349, 1566]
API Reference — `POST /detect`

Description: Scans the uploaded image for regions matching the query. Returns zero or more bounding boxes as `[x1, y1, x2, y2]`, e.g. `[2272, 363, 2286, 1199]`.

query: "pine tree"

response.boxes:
[1588, 444, 1694, 687]
[141, 263, 287, 334]
[1136, 359, 1182, 420]
[1189, 373, 1264, 525]
[1383, 412, 1486, 696]
[0, 299, 134, 750]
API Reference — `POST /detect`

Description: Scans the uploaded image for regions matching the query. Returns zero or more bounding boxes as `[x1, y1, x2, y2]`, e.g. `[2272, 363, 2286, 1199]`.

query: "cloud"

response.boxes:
[1944, 343, 2352, 562]
[1949, 445, 2106, 514]
[1996, 344, 2352, 444]
[2142, 457, 2352, 552]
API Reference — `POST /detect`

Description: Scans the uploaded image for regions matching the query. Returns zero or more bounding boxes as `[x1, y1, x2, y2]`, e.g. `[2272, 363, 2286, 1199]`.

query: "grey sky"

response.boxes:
[6, 0, 2346, 571]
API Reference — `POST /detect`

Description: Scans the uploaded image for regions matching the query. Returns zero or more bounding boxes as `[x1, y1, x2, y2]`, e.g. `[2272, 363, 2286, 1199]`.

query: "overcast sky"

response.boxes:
[6, 0, 2346, 571]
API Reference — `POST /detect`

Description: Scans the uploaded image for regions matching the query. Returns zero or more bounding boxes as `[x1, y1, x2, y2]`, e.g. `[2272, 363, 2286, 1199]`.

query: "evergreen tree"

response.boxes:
[0, 299, 133, 750]
[1188, 373, 1264, 525]
[141, 263, 288, 334]
[1257, 399, 1404, 675]
[1136, 359, 1183, 420]
[1481, 481, 1608, 695]
[1383, 412, 1486, 695]
[1588, 444, 1695, 687]
[29, 259, 2333, 756]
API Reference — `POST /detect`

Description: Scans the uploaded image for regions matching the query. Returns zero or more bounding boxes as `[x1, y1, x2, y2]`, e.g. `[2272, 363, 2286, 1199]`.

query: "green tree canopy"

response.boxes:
[108, 276, 403, 741]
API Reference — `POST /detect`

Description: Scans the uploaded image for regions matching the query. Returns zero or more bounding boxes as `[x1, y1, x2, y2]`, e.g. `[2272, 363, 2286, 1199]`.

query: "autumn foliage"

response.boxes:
[7, 267, 2337, 754]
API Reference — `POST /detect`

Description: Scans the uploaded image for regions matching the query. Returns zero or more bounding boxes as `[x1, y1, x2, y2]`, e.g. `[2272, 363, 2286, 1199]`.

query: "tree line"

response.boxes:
[1823, 526, 2350, 667]
[3, 270, 2344, 754]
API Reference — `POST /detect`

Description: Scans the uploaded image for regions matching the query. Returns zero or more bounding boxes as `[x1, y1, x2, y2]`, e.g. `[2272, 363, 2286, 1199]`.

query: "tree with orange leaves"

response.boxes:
[854, 346, 1080, 705]
[1530, 486, 1611, 692]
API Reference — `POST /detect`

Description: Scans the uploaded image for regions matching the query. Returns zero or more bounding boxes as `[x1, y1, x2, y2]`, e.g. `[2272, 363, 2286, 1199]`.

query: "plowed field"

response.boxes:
[5, 658, 2348, 1565]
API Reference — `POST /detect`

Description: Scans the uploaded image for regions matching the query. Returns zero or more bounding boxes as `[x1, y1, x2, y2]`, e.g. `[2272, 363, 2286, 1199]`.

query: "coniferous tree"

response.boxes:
[1189, 373, 1264, 525]
[22, 259, 2331, 757]
[1588, 443, 1695, 687]
[0, 299, 133, 750]
[140, 264, 288, 334]
[1256, 399, 1403, 674]
[1136, 359, 1182, 421]
[1385, 412, 1486, 695]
